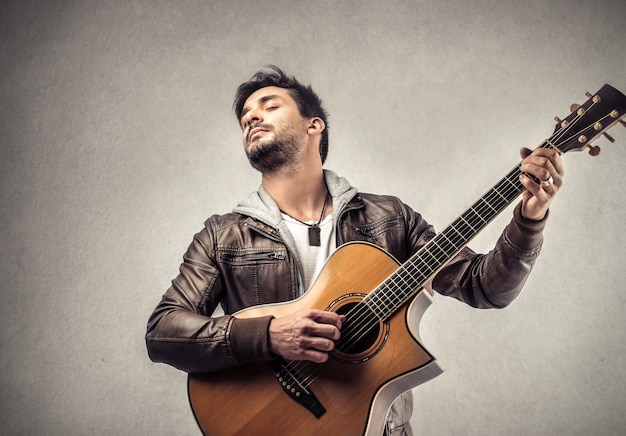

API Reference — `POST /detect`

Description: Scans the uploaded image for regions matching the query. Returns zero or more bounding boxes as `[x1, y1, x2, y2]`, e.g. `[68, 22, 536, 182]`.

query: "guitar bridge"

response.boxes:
[271, 358, 326, 418]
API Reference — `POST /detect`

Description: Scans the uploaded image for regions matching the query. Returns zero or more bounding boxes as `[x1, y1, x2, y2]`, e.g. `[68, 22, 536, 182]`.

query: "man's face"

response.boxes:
[239, 86, 309, 174]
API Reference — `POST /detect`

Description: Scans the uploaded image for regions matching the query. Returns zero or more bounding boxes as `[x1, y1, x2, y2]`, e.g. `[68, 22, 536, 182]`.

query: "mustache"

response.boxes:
[246, 123, 272, 142]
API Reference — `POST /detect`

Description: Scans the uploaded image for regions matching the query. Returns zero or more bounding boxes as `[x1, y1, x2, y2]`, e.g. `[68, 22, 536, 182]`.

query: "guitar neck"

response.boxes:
[364, 160, 526, 319]
[364, 83, 626, 320]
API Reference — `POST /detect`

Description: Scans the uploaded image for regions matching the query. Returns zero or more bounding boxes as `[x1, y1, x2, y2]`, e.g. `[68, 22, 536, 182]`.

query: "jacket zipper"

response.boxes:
[244, 222, 301, 297]
[352, 217, 399, 237]
[221, 251, 286, 262]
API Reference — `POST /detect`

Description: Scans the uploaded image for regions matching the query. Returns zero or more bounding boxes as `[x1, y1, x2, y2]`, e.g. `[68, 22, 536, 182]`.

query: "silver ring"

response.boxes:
[541, 176, 554, 187]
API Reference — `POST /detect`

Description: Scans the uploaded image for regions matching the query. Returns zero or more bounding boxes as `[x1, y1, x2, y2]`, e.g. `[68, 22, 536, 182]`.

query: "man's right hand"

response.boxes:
[268, 309, 346, 363]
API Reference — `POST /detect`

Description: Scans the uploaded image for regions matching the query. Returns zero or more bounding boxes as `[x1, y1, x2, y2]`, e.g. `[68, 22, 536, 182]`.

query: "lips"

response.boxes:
[247, 127, 268, 142]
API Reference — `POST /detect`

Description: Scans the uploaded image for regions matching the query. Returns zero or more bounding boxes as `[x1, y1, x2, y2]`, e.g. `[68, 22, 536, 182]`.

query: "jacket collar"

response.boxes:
[232, 169, 359, 228]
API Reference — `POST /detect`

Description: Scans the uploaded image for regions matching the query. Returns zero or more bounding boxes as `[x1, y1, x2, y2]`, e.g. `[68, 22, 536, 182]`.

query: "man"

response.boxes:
[146, 66, 564, 435]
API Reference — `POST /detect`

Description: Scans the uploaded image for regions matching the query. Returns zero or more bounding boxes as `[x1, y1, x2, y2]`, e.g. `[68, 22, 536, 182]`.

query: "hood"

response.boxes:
[232, 169, 358, 228]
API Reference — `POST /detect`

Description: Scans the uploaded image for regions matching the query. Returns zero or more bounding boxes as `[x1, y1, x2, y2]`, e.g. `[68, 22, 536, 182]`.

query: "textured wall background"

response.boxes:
[1, 0, 625, 434]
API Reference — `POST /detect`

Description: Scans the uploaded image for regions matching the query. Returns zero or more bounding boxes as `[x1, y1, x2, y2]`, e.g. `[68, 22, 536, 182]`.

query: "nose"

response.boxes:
[242, 107, 262, 129]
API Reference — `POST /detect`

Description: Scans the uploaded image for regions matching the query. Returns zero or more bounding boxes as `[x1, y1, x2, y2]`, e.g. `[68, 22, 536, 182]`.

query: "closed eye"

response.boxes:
[239, 94, 284, 129]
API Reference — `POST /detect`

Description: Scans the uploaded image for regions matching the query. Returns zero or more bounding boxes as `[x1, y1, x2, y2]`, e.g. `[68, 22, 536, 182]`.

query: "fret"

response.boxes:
[430, 236, 454, 258]
[503, 175, 520, 190]
[447, 222, 466, 241]
[480, 197, 499, 214]
[366, 290, 393, 316]
[391, 270, 415, 294]
[492, 185, 509, 203]
[460, 214, 480, 231]
[381, 283, 402, 308]
[452, 217, 474, 239]
[469, 204, 490, 222]
[403, 253, 435, 281]
[439, 230, 456, 247]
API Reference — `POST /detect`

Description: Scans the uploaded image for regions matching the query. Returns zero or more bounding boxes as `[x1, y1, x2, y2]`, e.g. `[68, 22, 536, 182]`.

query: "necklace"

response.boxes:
[281, 191, 329, 246]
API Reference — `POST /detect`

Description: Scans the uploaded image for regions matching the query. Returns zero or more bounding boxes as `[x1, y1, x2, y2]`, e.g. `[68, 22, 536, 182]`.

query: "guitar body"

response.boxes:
[188, 242, 443, 435]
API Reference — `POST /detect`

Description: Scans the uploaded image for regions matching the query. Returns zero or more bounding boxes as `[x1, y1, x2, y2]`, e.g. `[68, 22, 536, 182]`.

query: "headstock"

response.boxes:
[550, 84, 626, 156]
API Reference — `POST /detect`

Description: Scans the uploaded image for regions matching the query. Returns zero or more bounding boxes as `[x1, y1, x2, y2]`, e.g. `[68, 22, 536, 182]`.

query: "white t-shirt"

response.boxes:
[281, 213, 335, 290]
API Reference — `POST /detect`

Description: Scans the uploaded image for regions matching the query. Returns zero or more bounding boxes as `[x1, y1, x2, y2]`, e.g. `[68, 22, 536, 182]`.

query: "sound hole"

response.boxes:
[330, 297, 389, 364]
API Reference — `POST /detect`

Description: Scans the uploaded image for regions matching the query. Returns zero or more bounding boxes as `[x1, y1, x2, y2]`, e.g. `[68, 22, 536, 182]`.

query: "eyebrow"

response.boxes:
[240, 94, 282, 120]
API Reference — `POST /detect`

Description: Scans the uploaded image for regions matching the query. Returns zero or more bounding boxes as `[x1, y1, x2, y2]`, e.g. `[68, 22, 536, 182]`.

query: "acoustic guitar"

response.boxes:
[188, 84, 626, 435]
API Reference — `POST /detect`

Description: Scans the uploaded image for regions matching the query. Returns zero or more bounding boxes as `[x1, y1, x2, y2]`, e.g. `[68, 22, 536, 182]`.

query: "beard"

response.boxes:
[245, 122, 307, 175]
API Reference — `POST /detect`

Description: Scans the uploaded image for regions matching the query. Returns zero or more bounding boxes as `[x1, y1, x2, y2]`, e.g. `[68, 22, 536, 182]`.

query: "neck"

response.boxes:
[262, 167, 330, 222]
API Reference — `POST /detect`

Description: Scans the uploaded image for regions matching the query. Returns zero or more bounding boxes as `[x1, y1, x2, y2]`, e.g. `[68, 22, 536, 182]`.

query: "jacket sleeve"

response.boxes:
[413, 202, 546, 308]
[145, 224, 275, 374]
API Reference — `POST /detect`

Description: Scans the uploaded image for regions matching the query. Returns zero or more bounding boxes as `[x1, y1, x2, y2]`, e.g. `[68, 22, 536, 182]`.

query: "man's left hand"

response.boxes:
[518, 147, 565, 221]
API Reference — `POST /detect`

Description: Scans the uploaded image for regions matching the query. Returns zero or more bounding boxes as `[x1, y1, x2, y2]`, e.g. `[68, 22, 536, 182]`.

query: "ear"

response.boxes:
[307, 117, 325, 136]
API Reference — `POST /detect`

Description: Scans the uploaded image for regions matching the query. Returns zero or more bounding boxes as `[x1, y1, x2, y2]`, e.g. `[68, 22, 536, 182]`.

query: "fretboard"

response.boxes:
[364, 152, 539, 320]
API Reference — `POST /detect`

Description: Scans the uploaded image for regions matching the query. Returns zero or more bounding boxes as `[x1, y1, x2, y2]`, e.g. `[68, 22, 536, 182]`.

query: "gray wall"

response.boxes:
[2, 0, 625, 434]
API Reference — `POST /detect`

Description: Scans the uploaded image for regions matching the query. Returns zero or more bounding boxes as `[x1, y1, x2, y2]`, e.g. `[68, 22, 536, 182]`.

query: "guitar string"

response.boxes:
[277, 100, 602, 388]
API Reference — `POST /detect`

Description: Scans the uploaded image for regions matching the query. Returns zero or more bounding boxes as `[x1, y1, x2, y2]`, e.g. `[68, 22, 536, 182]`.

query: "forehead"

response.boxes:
[242, 86, 296, 110]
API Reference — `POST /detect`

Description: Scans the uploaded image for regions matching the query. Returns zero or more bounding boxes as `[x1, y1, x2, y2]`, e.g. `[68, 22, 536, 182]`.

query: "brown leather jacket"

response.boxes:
[146, 170, 546, 374]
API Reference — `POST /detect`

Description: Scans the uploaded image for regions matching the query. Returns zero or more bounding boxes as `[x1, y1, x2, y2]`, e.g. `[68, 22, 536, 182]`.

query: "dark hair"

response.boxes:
[233, 66, 330, 164]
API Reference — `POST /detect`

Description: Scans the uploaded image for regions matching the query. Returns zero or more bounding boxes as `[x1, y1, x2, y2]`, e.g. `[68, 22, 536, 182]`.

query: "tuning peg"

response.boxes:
[570, 103, 581, 113]
[585, 92, 601, 103]
[602, 132, 615, 143]
[586, 145, 601, 156]
[554, 116, 569, 128]
[620, 120, 626, 128]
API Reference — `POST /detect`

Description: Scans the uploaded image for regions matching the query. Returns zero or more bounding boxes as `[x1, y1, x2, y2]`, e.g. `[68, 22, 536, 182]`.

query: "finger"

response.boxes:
[301, 349, 331, 364]
[521, 159, 557, 185]
[523, 148, 565, 179]
[304, 321, 342, 341]
[519, 173, 549, 198]
[288, 312, 340, 341]
[519, 147, 533, 159]
[520, 154, 562, 188]
[309, 310, 345, 329]
[287, 336, 335, 363]
[310, 337, 336, 352]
